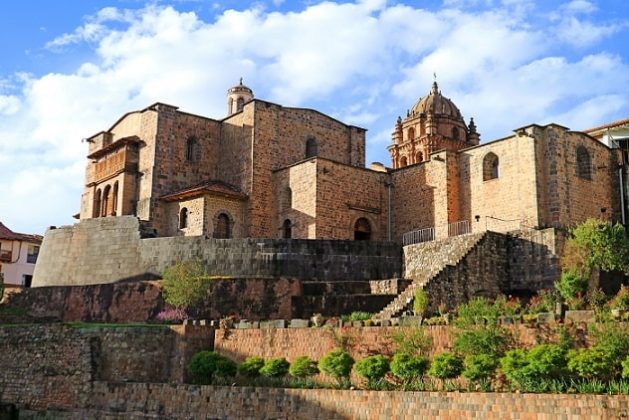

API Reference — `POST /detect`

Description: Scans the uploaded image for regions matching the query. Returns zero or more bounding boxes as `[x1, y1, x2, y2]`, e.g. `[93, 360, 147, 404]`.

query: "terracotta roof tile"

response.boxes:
[583, 117, 629, 134]
[0, 222, 42, 244]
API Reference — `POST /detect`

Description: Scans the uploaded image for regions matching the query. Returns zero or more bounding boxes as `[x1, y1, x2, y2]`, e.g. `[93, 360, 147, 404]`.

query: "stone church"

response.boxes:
[79, 79, 629, 244]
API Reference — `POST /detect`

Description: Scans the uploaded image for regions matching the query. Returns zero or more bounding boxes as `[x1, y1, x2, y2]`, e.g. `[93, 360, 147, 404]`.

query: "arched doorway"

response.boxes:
[282, 219, 292, 239]
[354, 217, 371, 241]
[215, 212, 231, 239]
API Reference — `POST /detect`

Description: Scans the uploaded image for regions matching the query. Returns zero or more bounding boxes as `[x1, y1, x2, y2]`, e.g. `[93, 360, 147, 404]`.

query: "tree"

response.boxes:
[318, 349, 354, 386]
[562, 218, 629, 277]
[161, 260, 211, 313]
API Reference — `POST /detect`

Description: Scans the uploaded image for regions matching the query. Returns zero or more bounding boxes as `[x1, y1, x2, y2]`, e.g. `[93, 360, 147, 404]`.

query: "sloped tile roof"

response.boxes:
[0, 222, 42, 244]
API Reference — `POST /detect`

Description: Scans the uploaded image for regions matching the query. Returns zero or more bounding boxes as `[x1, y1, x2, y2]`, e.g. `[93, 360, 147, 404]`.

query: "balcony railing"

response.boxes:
[0, 250, 12, 263]
[402, 220, 471, 246]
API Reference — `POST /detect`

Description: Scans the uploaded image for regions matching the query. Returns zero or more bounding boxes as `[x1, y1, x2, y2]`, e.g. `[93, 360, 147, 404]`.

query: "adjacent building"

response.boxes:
[0, 222, 42, 287]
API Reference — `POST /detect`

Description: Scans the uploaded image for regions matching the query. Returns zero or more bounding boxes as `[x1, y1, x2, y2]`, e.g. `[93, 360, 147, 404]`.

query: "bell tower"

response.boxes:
[227, 78, 254, 116]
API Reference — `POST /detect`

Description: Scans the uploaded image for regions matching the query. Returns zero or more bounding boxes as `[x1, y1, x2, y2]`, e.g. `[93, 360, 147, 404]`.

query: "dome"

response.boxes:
[228, 77, 253, 95]
[410, 81, 463, 119]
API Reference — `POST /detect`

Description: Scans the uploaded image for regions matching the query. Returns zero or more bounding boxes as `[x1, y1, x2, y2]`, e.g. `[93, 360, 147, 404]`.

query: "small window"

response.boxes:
[354, 217, 371, 241]
[214, 212, 232, 239]
[27, 245, 39, 264]
[186, 137, 197, 162]
[305, 137, 318, 158]
[179, 207, 188, 229]
[576, 146, 592, 179]
[483, 152, 499, 181]
[282, 219, 292, 239]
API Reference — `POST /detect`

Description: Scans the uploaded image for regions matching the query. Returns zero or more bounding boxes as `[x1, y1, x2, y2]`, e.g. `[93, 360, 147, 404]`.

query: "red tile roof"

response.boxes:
[583, 117, 629, 134]
[0, 222, 43, 244]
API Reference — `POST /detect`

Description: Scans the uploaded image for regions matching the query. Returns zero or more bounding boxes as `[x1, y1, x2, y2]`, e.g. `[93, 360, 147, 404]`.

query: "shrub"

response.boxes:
[555, 270, 588, 301]
[428, 352, 463, 380]
[348, 311, 372, 322]
[260, 357, 290, 378]
[455, 297, 500, 327]
[389, 328, 433, 356]
[318, 349, 355, 384]
[237, 356, 265, 378]
[494, 295, 521, 316]
[161, 260, 211, 311]
[587, 288, 608, 312]
[390, 353, 428, 381]
[413, 288, 429, 316]
[463, 354, 498, 383]
[500, 344, 567, 389]
[187, 351, 237, 384]
[453, 325, 511, 358]
[567, 347, 618, 381]
[526, 289, 557, 314]
[609, 285, 629, 311]
[289, 356, 319, 378]
[591, 322, 629, 359]
[354, 355, 390, 384]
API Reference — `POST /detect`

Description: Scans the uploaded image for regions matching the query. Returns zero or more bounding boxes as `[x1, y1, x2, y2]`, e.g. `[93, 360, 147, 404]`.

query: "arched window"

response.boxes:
[576, 146, 592, 179]
[416, 151, 424, 163]
[214, 212, 232, 239]
[179, 207, 188, 229]
[419, 120, 426, 136]
[305, 137, 318, 158]
[186, 137, 197, 162]
[400, 156, 408, 168]
[93, 188, 102, 218]
[452, 127, 460, 141]
[102, 185, 111, 217]
[236, 97, 244, 112]
[407, 127, 415, 142]
[112, 182, 119, 216]
[282, 219, 292, 239]
[483, 152, 499, 181]
[354, 217, 371, 241]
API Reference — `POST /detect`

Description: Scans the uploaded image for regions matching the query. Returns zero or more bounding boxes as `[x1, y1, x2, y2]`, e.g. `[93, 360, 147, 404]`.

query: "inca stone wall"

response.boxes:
[32, 216, 401, 287]
[0, 324, 213, 411]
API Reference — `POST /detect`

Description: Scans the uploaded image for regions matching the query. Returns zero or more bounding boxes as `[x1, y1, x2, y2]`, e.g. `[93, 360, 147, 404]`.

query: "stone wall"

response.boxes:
[33, 216, 401, 287]
[0, 324, 213, 411]
[70, 383, 627, 419]
[3, 281, 163, 322]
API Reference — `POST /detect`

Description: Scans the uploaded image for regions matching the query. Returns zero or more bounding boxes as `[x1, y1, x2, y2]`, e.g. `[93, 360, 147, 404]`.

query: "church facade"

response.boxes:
[78, 80, 628, 244]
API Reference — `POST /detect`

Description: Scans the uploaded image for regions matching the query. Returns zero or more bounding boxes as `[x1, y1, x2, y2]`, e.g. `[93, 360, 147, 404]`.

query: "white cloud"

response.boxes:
[0, 1, 628, 233]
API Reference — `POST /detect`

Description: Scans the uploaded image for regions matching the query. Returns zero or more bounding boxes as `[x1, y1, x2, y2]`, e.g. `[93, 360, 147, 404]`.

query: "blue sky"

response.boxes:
[1, 0, 628, 234]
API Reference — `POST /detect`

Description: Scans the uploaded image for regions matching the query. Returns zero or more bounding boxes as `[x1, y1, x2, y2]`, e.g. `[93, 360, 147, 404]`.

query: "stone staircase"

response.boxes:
[292, 278, 411, 318]
[374, 232, 487, 320]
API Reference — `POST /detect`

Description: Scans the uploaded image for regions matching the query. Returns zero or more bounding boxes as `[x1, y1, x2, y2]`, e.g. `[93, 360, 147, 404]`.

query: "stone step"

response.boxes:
[374, 232, 487, 320]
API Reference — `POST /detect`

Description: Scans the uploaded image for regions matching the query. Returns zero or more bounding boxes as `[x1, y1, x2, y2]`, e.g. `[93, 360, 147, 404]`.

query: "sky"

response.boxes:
[0, 0, 628, 235]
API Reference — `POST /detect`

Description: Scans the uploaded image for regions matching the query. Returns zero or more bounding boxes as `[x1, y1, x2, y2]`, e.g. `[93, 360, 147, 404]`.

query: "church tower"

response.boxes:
[388, 81, 480, 169]
[227, 78, 254, 116]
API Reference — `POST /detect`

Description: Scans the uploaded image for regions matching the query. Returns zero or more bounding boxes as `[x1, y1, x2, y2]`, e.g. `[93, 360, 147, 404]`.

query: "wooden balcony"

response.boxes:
[0, 250, 12, 263]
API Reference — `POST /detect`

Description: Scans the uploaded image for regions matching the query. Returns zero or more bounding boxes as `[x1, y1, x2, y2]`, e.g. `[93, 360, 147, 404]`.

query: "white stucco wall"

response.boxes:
[0, 240, 38, 286]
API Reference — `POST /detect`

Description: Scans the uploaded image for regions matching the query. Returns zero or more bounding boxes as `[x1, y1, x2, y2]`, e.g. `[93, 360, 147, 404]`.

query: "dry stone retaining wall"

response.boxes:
[33, 216, 402, 287]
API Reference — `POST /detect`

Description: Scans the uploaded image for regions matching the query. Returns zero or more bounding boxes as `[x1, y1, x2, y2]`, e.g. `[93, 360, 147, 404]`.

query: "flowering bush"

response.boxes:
[155, 308, 187, 323]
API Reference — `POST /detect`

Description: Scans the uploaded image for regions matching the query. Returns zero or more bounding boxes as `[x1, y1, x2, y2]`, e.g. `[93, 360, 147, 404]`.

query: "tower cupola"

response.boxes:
[227, 78, 254, 116]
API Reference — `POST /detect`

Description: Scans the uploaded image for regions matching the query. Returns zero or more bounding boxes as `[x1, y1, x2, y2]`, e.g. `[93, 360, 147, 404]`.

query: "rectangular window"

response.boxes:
[27, 245, 39, 264]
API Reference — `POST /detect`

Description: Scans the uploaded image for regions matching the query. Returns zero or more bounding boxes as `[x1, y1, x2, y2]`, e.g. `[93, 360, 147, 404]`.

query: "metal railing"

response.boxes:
[402, 220, 471, 246]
